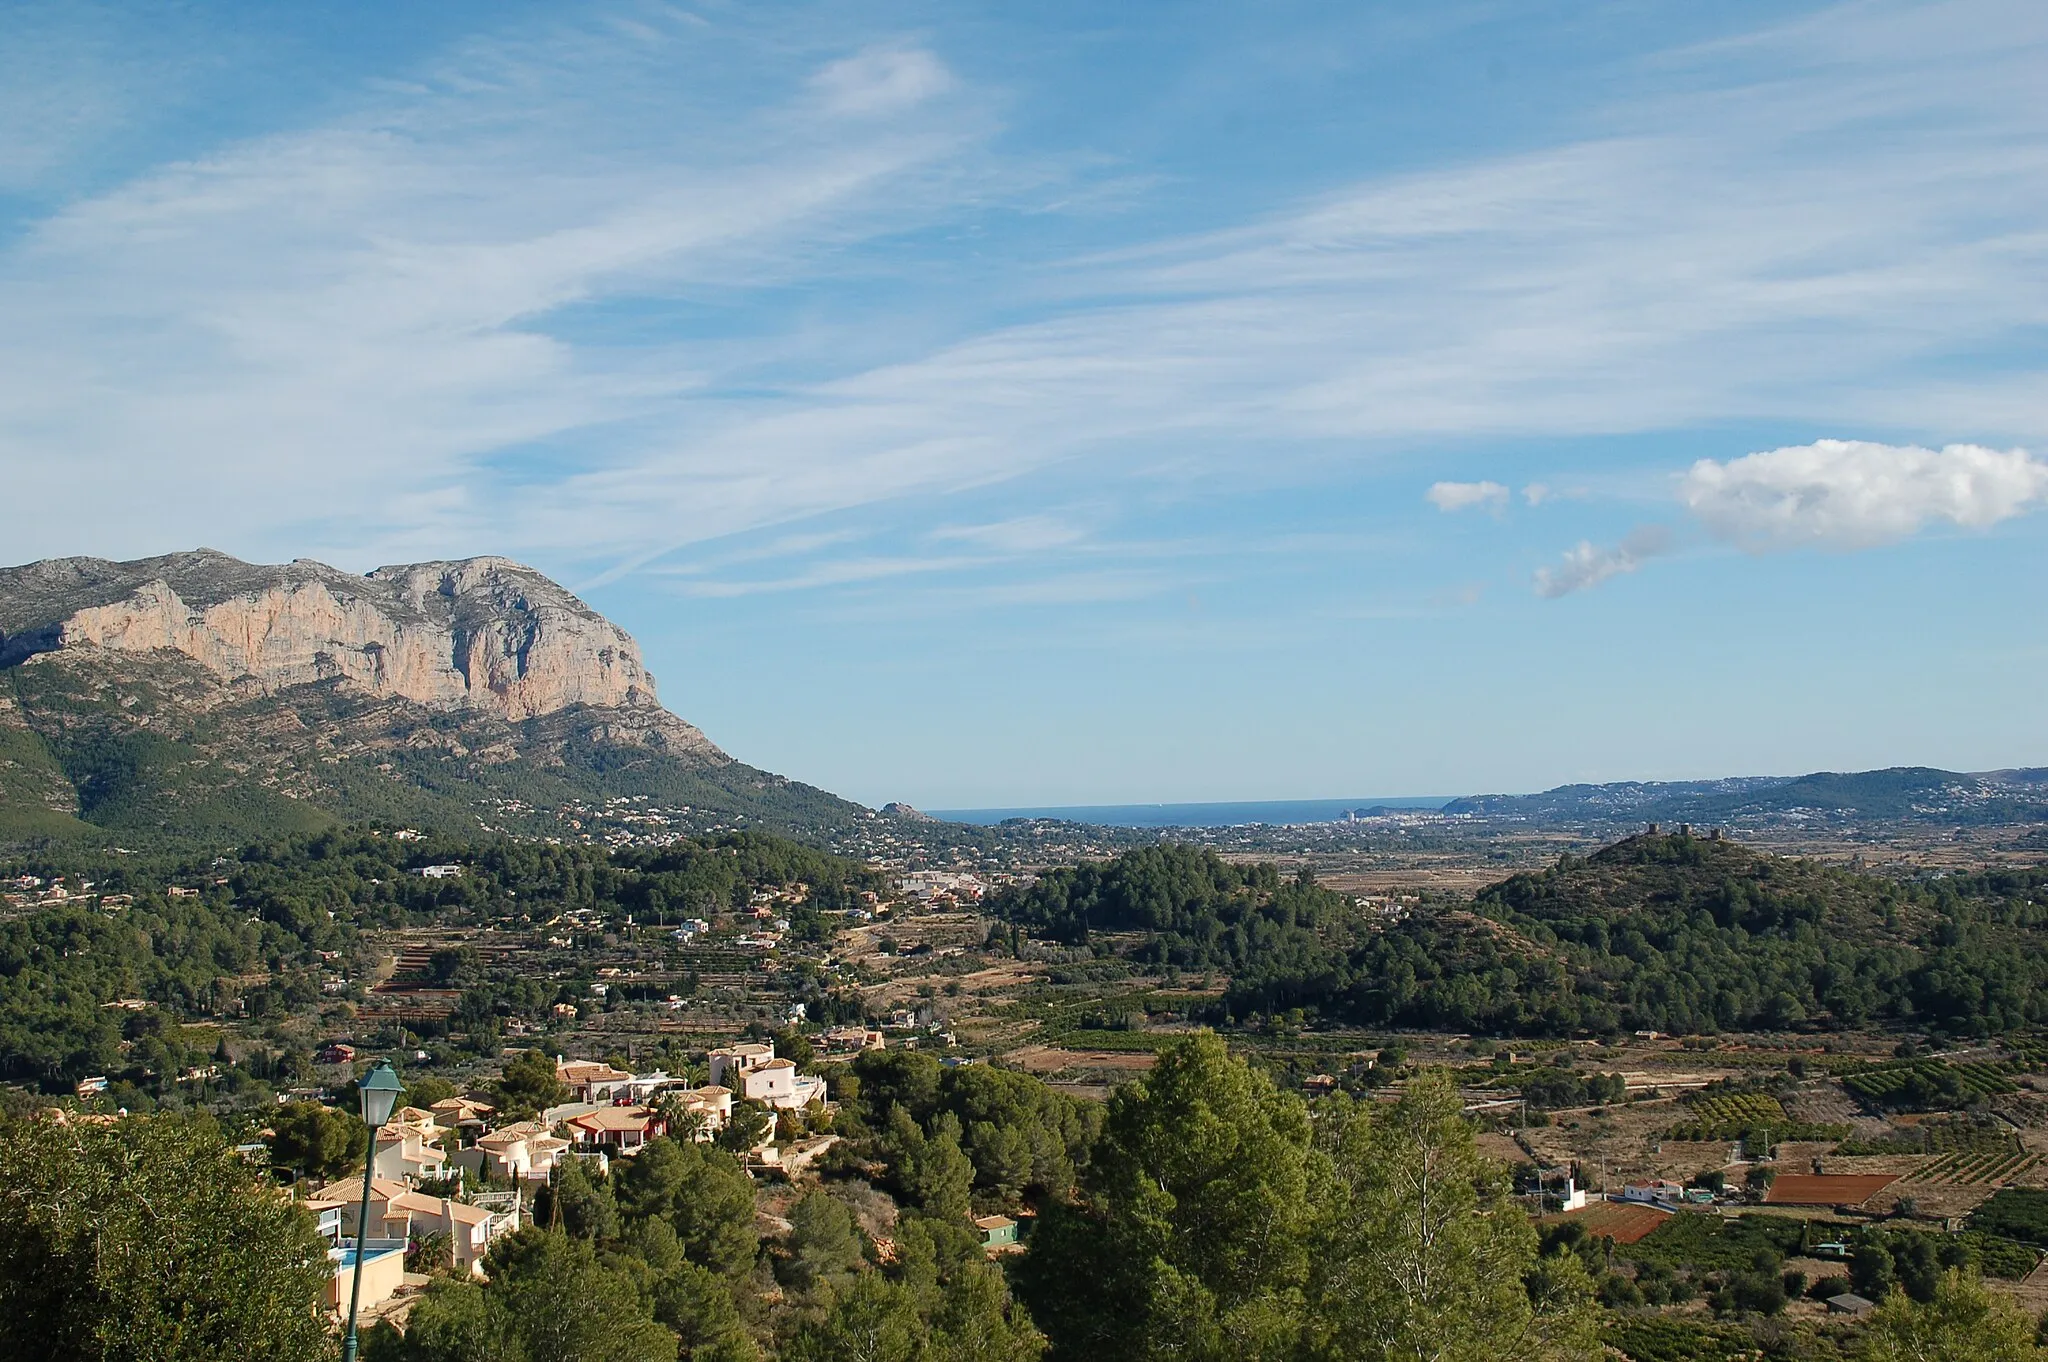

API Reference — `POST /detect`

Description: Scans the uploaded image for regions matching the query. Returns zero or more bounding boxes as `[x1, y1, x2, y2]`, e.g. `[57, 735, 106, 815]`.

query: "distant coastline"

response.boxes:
[929, 796, 1452, 828]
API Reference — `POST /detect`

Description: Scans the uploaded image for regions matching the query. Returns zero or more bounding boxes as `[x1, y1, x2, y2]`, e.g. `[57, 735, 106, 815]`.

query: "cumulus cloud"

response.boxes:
[1534, 525, 1672, 598]
[1522, 483, 1551, 506]
[1681, 439, 2048, 550]
[1427, 480, 1509, 513]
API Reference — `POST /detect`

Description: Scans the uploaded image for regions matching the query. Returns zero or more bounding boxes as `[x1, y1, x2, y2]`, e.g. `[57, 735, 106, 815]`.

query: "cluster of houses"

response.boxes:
[4, 875, 229, 912]
[302, 1096, 524, 1323]
[1619, 1178, 1717, 1208]
[2, 876, 125, 911]
[301, 1042, 841, 1323]
[892, 870, 990, 908]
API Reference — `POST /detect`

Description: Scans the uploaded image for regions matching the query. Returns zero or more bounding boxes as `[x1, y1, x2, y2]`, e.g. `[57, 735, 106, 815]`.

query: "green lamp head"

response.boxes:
[358, 1060, 402, 1128]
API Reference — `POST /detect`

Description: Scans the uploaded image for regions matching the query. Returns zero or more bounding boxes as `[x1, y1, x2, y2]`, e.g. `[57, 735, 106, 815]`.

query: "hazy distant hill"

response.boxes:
[0, 550, 876, 848]
[1443, 765, 2048, 828]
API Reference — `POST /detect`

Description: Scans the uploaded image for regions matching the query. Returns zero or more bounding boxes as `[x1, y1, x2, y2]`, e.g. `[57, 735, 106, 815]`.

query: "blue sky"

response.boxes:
[3, 0, 2046, 808]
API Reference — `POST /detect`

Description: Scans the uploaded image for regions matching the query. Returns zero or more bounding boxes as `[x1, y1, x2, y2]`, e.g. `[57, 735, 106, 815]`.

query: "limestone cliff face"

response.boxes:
[0, 550, 723, 758]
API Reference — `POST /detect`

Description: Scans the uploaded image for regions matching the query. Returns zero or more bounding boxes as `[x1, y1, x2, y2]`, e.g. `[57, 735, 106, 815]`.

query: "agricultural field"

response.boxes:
[1837, 1112, 2022, 1155]
[1542, 1199, 1673, 1245]
[1898, 1150, 2039, 1187]
[1969, 1189, 2048, 1247]
[1840, 1058, 2018, 1110]
[1664, 1090, 1851, 1143]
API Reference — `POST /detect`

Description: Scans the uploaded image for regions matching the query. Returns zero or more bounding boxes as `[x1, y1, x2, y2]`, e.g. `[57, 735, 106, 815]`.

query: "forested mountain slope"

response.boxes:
[996, 833, 2048, 1039]
[0, 827, 880, 1091]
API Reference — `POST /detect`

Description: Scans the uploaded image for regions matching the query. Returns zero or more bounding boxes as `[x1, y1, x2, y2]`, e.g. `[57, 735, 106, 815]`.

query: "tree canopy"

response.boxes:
[0, 1113, 332, 1362]
[1016, 1035, 1594, 1362]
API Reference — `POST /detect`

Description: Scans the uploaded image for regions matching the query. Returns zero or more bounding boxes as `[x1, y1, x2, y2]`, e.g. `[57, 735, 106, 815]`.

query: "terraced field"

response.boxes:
[1900, 1150, 2041, 1187]
[1842, 1058, 2018, 1109]
[1663, 1091, 1849, 1142]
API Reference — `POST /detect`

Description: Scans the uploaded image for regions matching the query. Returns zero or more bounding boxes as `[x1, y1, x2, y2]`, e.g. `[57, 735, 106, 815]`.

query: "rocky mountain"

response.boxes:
[0, 550, 871, 848]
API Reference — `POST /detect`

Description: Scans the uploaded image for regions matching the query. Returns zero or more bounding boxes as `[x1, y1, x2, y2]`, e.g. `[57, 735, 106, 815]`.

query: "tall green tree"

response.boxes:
[0, 1113, 332, 1362]
[268, 1099, 366, 1180]
[495, 1050, 567, 1119]
[538, 1156, 618, 1240]
[782, 1188, 866, 1295]
[715, 1101, 773, 1156]
[363, 1279, 506, 1362]
[923, 1260, 1045, 1362]
[1015, 1032, 1317, 1362]
[652, 1261, 760, 1362]
[1858, 1269, 2042, 1362]
[782, 1260, 1041, 1362]
[881, 1106, 974, 1221]
[490, 1230, 677, 1362]
[613, 1213, 759, 1360]
[781, 1272, 922, 1362]
[1301, 1074, 1596, 1362]
[613, 1136, 759, 1277]
[380, 1229, 675, 1362]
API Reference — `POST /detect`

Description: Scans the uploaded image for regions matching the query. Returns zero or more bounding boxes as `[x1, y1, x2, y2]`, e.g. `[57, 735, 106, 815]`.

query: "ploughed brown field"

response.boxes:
[1764, 1173, 1901, 1206]
[1542, 1200, 1674, 1245]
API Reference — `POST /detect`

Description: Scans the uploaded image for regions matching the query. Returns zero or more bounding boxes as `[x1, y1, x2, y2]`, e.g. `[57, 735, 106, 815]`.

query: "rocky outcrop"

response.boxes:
[0, 550, 725, 759]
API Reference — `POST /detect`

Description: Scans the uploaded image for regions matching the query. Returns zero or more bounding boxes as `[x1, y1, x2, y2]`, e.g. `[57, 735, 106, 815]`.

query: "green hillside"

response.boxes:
[997, 832, 2048, 1040]
[0, 652, 873, 852]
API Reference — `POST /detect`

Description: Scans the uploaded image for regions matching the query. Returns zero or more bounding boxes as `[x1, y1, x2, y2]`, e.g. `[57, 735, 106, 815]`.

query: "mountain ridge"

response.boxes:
[0, 549, 874, 848]
[0, 549, 714, 742]
[1443, 764, 2048, 828]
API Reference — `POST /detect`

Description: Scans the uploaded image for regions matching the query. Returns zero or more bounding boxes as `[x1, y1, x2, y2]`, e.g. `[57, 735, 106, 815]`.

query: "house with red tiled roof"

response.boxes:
[370, 1112, 449, 1183]
[556, 1058, 635, 1103]
[465, 1120, 573, 1183]
[566, 1105, 665, 1154]
[381, 1191, 519, 1275]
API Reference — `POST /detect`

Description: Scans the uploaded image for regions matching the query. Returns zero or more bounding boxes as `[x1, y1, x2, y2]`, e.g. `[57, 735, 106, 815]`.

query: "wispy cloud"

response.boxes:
[0, 10, 994, 568]
[1534, 525, 1674, 598]
[811, 45, 956, 117]
[531, 0, 2048, 575]
[665, 553, 985, 598]
[3, 0, 2047, 596]
[1426, 480, 1508, 513]
[928, 513, 1089, 553]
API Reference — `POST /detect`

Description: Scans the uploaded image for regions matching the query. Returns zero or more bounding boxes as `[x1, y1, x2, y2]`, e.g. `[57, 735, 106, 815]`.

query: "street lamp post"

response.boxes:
[343, 1060, 403, 1362]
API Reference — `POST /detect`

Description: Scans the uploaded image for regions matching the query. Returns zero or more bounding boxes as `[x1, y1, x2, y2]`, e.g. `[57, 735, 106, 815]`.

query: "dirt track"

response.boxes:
[1004, 1045, 1158, 1073]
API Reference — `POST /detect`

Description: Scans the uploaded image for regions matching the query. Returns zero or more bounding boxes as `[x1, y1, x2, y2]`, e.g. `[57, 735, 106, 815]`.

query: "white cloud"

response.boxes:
[929, 514, 1088, 553]
[667, 554, 983, 598]
[4, 0, 2048, 587]
[1534, 525, 1673, 598]
[527, 0, 2048, 575]
[1426, 480, 1508, 513]
[1681, 439, 2048, 550]
[0, 12, 997, 569]
[1522, 483, 1551, 506]
[810, 46, 955, 117]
